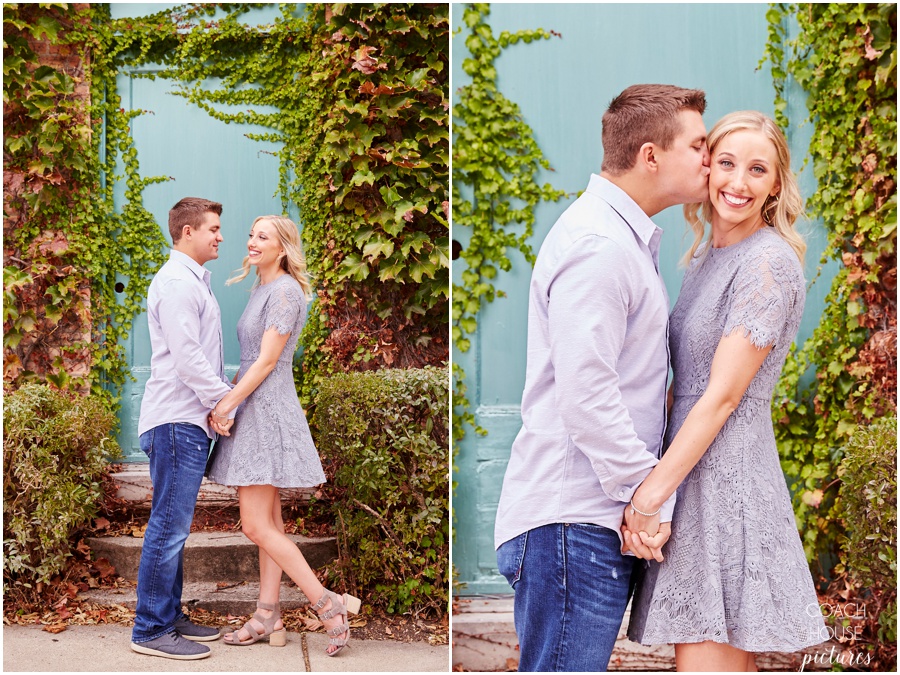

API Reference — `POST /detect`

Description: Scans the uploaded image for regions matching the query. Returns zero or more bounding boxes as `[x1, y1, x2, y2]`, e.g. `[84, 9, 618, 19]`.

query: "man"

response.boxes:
[494, 84, 710, 672]
[130, 197, 236, 660]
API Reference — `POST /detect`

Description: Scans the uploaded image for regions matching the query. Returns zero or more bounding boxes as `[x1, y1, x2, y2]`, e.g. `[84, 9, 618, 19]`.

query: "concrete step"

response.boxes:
[86, 532, 338, 583]
[111, 463, 315, 505]
[81, 581, 312, 615]
[90, 465, 337, 616]
[452, 595, 835, 672]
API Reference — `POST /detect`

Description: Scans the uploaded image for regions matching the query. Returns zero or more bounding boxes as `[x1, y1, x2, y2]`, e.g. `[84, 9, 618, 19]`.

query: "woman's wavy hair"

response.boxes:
[682, 110, 806, 265]
[226, 215, 312, 297]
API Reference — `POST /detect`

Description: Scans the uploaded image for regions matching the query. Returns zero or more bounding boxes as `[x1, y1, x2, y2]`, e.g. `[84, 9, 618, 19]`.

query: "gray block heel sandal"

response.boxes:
[224, 601, 287, 647]
[311, 589, 361, 656]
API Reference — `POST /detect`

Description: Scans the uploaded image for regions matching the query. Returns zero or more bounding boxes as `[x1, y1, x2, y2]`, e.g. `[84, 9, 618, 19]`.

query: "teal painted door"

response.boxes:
[452, 4, 837, 594]
[111, 4, 295, 461]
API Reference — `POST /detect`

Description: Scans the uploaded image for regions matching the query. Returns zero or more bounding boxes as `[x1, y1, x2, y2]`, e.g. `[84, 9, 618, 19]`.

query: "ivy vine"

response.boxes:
[4, 3, 448, 407]
[451, 3, 563, 445]
[763, 3, 896, 567]
[3, 2, 170, 398]
[154, 4, 449, 399]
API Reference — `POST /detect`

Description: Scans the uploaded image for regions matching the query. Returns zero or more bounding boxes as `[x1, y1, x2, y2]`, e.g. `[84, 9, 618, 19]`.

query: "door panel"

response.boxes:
[110, 5, 291, 459]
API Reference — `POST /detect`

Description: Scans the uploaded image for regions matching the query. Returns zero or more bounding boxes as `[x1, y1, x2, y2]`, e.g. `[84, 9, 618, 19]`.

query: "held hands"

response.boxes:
[209, 409, 234, 436]
[621, 501, 671, 562]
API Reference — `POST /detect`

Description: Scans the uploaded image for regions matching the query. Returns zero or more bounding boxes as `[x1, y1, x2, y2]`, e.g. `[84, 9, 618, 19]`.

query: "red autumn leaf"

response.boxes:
[93, 558, 116, 578]
[352, 45, 380, 74]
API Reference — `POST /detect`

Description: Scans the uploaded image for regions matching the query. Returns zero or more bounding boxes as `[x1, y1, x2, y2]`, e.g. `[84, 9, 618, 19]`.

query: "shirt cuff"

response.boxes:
[659, 491, 677, 523]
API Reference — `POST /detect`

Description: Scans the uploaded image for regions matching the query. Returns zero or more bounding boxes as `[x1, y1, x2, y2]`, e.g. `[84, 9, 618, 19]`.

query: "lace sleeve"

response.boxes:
[723, 246, 801, 349]
[264, 280, 303, 335]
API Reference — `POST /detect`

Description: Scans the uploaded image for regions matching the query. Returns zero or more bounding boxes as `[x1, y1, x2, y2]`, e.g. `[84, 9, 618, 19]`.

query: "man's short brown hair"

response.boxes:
[600, 84, 707, 175]
[168, 197, 223, 243]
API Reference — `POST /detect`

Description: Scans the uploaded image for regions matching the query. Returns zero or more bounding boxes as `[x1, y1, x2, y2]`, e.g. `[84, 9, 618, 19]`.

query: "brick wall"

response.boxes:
[3, 5, 94, 387]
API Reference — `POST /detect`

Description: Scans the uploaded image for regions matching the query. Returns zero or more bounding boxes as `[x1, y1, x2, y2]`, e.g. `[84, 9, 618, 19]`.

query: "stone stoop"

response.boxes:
[83, 581, 312, 616]
[452, 596, 836, 672]
[83, 464, 335, 615]
[87, 532, 337, 582]
[83, 533, 339, 615]
[110, 462, 316, 505]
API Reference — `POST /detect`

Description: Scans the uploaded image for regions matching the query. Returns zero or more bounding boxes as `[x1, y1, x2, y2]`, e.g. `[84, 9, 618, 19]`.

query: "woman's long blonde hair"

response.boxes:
[682, 110, 806, 265]
[226, 215, 312, 297]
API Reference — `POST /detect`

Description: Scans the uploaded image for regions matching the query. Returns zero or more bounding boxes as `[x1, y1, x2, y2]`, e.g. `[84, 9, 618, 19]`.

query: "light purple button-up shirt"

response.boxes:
[138, 250, 232, 440]
[494, 175, 676, 550]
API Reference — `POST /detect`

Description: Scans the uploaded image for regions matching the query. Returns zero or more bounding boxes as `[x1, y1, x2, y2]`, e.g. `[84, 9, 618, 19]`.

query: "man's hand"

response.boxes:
[621, 521, 671, 562]
[209, 413, 233, 436]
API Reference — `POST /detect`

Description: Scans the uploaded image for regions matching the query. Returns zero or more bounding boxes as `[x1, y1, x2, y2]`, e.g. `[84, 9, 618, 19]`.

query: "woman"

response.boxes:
[625, 112, 826, 671]
[206, 215, 360, 656]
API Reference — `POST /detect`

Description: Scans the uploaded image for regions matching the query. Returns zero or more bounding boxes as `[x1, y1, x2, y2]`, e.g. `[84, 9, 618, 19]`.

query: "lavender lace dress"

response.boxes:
[207, 274, 326, 488]
[628, 227, 825, 651]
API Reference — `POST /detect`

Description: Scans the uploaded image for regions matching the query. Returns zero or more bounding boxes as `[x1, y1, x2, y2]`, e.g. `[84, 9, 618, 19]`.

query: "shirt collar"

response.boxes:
[585, 174, 662, 248]
[169, 249, 211, 284]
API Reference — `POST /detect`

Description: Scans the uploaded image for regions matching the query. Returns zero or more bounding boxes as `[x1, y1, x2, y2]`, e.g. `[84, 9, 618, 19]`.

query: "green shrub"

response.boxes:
[3, 384, 120, 595]
[838, 416, 897, 649]
[312, 366, 448, 617]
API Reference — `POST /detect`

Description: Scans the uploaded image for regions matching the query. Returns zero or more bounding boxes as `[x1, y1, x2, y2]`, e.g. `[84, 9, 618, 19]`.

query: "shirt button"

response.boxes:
[619, 490, 625, 497]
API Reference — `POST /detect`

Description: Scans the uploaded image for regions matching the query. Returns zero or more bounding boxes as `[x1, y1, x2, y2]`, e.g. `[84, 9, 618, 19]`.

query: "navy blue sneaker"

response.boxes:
[174, 616, 222, 642]
[130, 631, 211, 660]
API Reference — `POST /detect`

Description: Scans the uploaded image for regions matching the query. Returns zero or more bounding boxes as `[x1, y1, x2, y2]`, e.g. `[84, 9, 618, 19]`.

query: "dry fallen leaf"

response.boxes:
[93, 558, 116, 578]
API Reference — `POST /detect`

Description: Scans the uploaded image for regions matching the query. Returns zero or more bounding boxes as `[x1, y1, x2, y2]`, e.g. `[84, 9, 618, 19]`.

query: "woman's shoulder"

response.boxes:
[265, 273, 304, 298]
[264, 275, 307, 322]
[744, 228, 803, 272]
[738, 229, 806, 305]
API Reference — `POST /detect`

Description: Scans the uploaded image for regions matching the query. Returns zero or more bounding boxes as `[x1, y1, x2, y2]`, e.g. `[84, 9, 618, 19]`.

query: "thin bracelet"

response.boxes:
[211, 409, 228, 421]
[629, 499, 660, 517]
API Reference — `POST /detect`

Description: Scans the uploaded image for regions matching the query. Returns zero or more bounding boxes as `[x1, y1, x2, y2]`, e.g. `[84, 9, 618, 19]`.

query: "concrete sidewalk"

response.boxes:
[3, 624, 449, 672]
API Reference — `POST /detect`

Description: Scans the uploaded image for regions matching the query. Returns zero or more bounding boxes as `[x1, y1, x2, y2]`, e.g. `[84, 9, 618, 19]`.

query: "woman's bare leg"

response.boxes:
[229, 490, 285, 641]
[675, 641, 755, 672]
[238, 484, 347, 653]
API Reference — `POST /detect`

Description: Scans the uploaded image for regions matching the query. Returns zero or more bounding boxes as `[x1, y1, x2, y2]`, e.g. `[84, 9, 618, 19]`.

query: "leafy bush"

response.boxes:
[837, 416, 897, 661]
[3, 384, 120, 596]
[312, 366, 448, 617]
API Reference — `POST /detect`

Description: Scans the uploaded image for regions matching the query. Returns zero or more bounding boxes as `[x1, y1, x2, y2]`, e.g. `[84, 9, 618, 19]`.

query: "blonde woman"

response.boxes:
[625, 112, 825, 670]
[206, 215, 360, 656]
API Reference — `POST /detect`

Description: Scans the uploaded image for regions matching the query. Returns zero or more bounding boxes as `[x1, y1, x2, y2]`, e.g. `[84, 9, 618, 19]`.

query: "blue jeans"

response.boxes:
[132, 423, 210, 643]
[497, 523, 635, 672]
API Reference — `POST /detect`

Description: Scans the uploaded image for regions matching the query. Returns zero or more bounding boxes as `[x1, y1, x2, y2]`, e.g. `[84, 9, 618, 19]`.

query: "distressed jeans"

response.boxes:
[132, 423, 210, 643]
[496, 523, 635, 672]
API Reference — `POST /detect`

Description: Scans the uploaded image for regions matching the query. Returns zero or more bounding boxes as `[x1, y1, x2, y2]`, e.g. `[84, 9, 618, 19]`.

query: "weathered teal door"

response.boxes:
[452, 3, 836, 594]
[111, 4, 294, 460]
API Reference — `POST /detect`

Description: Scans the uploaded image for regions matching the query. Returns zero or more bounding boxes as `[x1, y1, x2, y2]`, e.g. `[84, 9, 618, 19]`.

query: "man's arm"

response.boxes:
[157, 278, 232, 408]
[547, 235, 675, 529]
